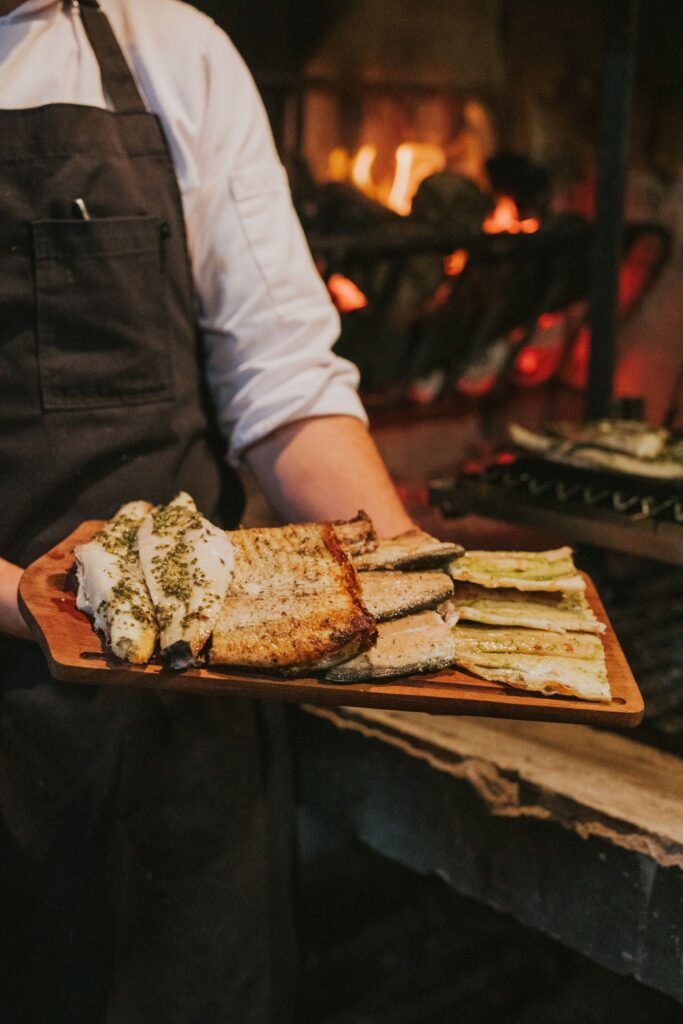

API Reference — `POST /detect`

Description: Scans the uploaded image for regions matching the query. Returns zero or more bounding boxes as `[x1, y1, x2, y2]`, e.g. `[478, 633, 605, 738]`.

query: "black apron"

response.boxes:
[0, 3, 295, 1021]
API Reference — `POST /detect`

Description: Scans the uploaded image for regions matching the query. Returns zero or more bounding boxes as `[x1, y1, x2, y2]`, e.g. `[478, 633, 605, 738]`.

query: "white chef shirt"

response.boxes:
[0, 0, 366, 464]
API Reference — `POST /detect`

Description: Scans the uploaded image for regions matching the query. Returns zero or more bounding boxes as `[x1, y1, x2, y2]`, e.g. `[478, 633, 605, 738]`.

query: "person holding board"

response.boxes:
[0, 2, 413, 1021]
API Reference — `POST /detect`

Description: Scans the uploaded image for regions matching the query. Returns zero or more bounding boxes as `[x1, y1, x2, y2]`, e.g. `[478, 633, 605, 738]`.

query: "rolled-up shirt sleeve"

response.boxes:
[187, 22, 367, 465]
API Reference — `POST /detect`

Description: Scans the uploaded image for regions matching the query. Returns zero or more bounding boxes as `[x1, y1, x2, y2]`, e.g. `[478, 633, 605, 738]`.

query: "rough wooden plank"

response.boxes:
[294, 707, 683, 1002]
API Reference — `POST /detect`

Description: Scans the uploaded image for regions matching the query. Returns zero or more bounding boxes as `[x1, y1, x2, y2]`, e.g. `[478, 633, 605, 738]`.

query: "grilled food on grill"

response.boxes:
[138, 492, 235, 669]
[210, 522, 376, 673]
[324, 611, 456, 681]
[447, 547, 585, 592]
[354, 529, 464, 571]
[360, 571, 454, 621]
[509, 421, 683, 480]
[440, 584, 605, 634]
[75, 501, 157, 664]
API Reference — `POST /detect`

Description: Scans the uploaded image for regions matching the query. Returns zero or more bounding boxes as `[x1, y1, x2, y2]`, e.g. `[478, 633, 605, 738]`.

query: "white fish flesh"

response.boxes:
[75, 501, 157, 664]
[138, 492, 235, 669]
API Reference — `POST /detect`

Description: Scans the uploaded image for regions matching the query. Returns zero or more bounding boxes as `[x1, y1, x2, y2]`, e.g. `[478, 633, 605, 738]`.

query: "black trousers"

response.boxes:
[0, 639, 296, 1024]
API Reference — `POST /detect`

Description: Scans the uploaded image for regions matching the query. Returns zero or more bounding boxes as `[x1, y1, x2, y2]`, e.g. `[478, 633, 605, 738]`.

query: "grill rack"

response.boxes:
[430, 454, 683, 566]
[482, 456, 683, 523]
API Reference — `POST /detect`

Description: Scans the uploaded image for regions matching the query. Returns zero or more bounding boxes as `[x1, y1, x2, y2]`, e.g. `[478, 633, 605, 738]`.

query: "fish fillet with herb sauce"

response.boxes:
[447, 547, 585, 592]
[138, 492, 234, 669]
[75, 501, 157, 664]
[440, 584, 605, 634]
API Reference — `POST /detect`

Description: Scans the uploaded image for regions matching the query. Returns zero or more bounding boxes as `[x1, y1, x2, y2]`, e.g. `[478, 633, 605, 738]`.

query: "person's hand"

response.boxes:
[0, 558, 33, 641]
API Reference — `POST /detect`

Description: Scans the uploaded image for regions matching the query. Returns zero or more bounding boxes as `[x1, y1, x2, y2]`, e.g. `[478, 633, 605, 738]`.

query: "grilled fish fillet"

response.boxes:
[355, 529, 464, 571]
[138, 492, 235, 669]
[333, 510, 378, 556]
[447, 547, 585, 592]
[440, 584, 605, 633]
[210, 523, 376, 673]
[324, 611, 456, 681]
[509, 422, 683, 480]
[75, 501, 157, 664]
[360, 571, 454, 621]
[451, 623, 609, 701]
[452, 624, 604, 660]
[455, 653, 610, 702]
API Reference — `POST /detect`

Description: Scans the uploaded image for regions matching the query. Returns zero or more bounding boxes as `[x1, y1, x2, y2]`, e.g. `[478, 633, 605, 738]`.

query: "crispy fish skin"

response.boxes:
[138, 492, 235, 669]
[324, 611, 456, 681]
[333, 510, 378, 556]
[360, 571, 454, 621]
[440, 584, 605, 634]
[210, 523, 376, 672]
[447, 547, 585, 592]
[75, 500, 157, 664]
[354, 529, 464, 572]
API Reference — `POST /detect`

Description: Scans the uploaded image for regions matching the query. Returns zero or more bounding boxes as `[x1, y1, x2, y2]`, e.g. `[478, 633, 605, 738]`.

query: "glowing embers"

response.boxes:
[483, 194, 540, 235]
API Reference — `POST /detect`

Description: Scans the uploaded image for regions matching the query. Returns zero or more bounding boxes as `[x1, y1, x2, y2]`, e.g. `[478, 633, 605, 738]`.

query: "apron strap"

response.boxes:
[72, 0, 147, 115]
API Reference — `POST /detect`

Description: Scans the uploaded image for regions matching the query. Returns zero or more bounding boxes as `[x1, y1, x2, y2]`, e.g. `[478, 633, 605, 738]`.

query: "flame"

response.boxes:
[444, 249, 468, 276]
[386, 143, 446, 215]
[483, 195, 540, 234]
[351, 145, 378, 198]
[327, 147, 351, 183]
[346, 142, 447, 215]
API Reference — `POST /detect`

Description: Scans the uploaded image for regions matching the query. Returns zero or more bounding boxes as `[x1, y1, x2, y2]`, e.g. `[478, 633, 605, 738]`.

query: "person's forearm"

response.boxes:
[244, 415, 415, 537]
[0, 558, 32, 640]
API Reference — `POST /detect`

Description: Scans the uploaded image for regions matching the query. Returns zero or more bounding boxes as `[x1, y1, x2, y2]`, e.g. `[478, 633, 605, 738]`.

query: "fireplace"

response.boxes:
[190, 0, 683, 423]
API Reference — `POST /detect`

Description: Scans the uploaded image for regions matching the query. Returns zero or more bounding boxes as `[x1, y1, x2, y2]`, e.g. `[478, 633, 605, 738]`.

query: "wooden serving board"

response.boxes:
[18, 521, 644, 727]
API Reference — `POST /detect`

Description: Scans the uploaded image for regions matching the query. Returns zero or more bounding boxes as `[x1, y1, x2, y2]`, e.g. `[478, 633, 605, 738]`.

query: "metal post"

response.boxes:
[586, 0, 640, 420]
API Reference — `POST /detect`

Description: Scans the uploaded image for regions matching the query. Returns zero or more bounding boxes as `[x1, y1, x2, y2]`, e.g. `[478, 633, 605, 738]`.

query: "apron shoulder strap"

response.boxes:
[72, 0, 147, 115]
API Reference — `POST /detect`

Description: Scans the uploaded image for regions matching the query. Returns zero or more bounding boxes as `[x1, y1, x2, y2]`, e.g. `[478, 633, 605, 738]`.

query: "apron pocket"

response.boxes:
[32, 216, 175, 409]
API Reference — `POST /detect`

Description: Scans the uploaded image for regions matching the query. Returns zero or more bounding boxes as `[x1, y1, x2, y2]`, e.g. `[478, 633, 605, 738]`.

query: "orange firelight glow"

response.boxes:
[386, 143, 446, 215]
[327, 273, 368, 313]
[444, 249, 469, 276]
[483, 195, 540, 234]
[351, 145, 378, 198]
